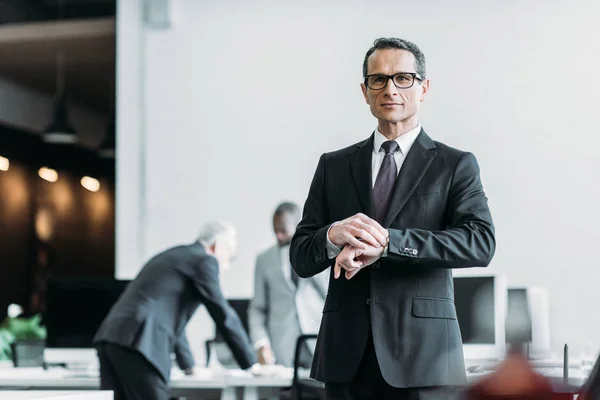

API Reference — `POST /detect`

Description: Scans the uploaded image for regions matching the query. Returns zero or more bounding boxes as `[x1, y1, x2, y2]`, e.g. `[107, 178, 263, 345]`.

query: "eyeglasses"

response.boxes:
[364, 72, 422, 90]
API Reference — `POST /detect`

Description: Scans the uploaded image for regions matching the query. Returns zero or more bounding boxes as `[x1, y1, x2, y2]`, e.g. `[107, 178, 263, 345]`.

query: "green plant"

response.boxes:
[0, 314, 47, 360]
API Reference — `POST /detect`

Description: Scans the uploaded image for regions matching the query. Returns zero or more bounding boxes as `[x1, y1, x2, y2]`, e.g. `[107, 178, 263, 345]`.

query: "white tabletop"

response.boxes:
[0, 366, 298, 389]
[0, 391, 112, 400]
[0, 367, 229, 389]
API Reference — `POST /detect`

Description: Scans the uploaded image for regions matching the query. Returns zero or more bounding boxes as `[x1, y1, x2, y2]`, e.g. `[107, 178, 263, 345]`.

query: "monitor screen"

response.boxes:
[214, 298, 250, 341]
[44, 278, 130, 348]
[453, 276, 496, 344]
[506, 288, 533, 343]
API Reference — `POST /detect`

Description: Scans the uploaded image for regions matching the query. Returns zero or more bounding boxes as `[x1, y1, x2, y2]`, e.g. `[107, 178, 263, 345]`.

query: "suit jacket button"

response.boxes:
[412, 249, 418, 256]
[366, 298, 371, 305]
[372, 262, 380, 269]
[316, 253, 324, 262]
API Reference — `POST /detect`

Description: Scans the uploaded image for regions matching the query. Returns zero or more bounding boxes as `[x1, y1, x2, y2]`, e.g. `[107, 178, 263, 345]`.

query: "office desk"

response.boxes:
[2, 364, 582, 399]
[0, 366, 295, 400]
[0, 391, 112, 400]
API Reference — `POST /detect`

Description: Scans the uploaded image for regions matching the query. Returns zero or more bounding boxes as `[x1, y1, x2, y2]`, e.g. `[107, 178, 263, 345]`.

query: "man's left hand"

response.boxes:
[334, 244, 384, 280]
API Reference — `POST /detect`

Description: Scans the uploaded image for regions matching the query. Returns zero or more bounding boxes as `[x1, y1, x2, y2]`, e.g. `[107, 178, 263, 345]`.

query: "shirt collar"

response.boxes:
[373, 124, 422, 155]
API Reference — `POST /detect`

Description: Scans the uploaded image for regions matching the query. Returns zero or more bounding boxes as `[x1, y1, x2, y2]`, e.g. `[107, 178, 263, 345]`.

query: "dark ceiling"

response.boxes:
[0, 0, 116, 25]
[0, 0, 116, 114]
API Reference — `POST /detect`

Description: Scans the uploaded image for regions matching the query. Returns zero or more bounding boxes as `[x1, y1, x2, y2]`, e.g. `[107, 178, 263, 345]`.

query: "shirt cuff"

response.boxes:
[254, 338, 270, 350]
[325, 223, 342, 259]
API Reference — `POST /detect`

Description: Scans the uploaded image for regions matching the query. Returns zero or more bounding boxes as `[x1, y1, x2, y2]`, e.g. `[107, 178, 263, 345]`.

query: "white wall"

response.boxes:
[117, 0, 600, 364]
[0, 78, 106, 146]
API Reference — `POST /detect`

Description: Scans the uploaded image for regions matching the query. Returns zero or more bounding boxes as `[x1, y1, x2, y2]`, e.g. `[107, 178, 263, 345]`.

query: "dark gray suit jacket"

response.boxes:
[290, 129, 495, 388]
[94, 242, 256, 381]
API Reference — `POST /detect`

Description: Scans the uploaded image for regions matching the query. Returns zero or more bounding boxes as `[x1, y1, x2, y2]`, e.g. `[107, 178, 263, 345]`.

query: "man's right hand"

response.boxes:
[328, 213, 388, 249]
[257, 344, 275, 365]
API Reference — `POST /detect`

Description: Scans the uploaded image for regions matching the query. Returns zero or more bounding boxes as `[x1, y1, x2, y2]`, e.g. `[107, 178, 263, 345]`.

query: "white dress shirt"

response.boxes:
[280, 244, 292, 282]
[326, 125, 422, 258]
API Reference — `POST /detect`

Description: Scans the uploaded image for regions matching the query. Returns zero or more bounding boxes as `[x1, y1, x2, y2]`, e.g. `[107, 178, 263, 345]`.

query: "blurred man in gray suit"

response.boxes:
[94, 221, 257, 400]
[249, 202, 328, 368]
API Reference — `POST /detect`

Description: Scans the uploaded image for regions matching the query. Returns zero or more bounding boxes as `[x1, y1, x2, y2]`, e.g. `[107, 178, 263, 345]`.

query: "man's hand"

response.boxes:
[334, 244, 384, 280]
[257, 344, 275, 365]
[328, 213, 388, 250]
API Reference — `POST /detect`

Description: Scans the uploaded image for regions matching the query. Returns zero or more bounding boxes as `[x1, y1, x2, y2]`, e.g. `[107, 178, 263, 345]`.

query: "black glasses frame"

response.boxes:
[364, 72, 423, 90]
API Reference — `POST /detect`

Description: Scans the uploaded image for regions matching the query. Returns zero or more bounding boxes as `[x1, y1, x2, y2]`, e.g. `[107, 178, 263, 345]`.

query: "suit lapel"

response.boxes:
[350, 134, 375, 217]
[268, 246, 294, 292]
[382, 129, 437, 227]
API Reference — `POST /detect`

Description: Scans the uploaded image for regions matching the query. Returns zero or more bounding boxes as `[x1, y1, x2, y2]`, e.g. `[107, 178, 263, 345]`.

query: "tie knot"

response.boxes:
[381, 140, 399, 155]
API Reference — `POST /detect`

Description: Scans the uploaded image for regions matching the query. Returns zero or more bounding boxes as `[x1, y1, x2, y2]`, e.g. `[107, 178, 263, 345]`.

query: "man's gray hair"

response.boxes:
[196, 220, 237, 246]
[362, 37, 426, 80]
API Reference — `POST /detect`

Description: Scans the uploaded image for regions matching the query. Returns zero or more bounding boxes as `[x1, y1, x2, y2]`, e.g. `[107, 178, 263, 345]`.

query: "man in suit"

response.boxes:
[290, 37, 496, 400]
[94, 221, 257, 400]
[249, 202, 328, 368]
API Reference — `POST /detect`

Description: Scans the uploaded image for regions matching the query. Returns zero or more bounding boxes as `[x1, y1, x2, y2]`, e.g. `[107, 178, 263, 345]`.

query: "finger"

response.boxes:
[357, 221, 388, 247]
[356, 214, 388, 237]
[341, 256, 363, 270]
[347, 226, 381, 248]
[343, 232, 369, 250]
[338, 247, 363, 267]
[351, 222, 387, 247]
[334, 263, 341, 279]
[340, 263, 360, 274]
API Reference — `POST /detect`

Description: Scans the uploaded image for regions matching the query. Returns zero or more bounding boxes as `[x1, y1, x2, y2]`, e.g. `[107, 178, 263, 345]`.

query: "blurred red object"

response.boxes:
[466, 352, 574, 400]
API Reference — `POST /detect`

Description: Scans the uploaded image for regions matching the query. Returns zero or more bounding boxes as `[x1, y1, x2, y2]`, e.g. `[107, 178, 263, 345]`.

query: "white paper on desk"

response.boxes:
[250, 365, 293, 379]
[171, 367, 215, 379]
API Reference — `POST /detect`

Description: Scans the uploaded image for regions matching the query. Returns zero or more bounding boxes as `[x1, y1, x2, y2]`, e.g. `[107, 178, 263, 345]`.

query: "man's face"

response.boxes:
[360, 49, 429, 127]
[214, 235, 237, 272]
[273, 213, 296, 247]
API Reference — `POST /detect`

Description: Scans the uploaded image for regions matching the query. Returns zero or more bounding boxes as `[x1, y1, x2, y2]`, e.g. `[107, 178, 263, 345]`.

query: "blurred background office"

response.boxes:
[0, 0, 599, 398]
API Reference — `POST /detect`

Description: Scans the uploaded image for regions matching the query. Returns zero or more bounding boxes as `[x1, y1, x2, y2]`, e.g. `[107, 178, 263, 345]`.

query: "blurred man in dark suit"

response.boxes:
[94, 221, 257, 400]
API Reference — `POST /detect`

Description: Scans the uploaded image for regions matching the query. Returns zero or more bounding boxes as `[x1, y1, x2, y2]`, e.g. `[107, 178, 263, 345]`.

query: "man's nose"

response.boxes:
[383, 78, 399, 96]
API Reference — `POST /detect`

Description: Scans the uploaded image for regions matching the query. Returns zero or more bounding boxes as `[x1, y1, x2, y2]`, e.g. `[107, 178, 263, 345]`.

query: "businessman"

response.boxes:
[94, 221, 257, 400]
[249, 202, 327, 368]
[290, 37, 495, 399]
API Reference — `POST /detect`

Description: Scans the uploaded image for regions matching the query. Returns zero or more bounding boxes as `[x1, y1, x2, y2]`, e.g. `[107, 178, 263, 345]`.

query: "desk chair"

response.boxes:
[290, 334, 325, 400]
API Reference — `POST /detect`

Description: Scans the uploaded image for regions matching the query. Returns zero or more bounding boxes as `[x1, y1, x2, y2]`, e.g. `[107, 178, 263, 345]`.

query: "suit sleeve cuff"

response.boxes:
[177, 358, 195, 371]
[325, 223, 342, 259]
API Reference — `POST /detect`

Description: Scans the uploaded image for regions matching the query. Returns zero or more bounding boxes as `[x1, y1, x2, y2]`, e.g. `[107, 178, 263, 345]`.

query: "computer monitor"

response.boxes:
[214, 298, 250, 341]
[208, 298, 251, 369]
[453, 271, 507, 361]
[44, 278, 129, 366]
[507, 287, 551, 359]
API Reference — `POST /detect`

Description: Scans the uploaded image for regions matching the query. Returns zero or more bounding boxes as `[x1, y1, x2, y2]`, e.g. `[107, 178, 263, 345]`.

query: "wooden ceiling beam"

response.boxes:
[0, 17, 115, 45]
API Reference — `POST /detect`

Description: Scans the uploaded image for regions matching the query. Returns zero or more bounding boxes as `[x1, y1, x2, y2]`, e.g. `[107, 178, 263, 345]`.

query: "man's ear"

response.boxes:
[419, 79, 430, 102]
[361, 83, 370, 104]
[207, 242, 217, 254]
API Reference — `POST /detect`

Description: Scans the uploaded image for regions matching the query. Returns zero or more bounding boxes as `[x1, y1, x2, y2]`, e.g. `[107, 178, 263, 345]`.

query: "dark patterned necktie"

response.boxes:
[373, 140, 399, 223]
